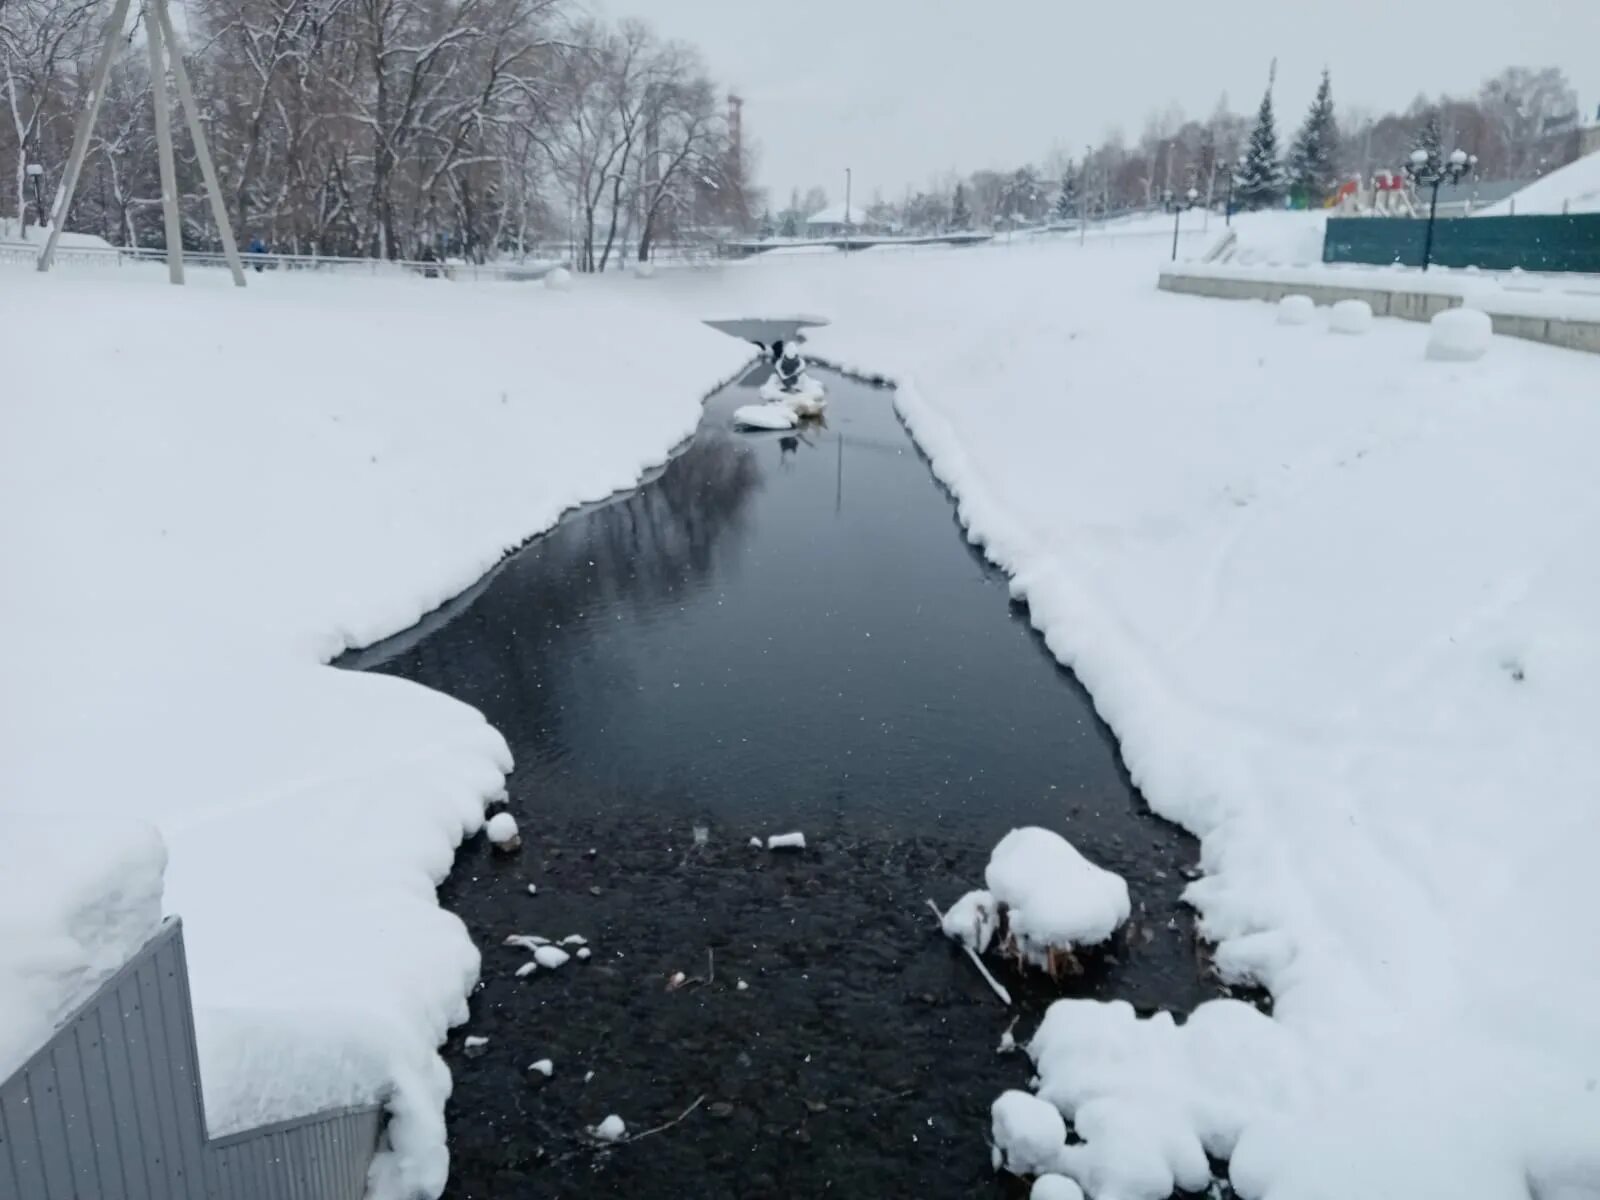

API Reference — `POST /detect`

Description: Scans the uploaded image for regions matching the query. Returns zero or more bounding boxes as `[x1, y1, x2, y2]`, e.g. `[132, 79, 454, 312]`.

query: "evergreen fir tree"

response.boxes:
[779, 211, 798, 238]
[758, 208, 776, 238]
[1054, 163, 1078, 221]
[1410, 109, 1444, 178]
[1237, 67, 1285, 210]
[950, 182, 971, 230]
[1287, 69, 1342, 207]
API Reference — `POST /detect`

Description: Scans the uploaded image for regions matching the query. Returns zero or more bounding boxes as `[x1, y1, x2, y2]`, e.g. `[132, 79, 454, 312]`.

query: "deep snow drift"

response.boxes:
[645, 233, 1600, 1195]
[0, 265, 749, 1195]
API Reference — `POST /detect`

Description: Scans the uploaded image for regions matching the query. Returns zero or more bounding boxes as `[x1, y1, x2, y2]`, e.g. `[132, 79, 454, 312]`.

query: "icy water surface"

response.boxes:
[353, 364, 1219, 1198]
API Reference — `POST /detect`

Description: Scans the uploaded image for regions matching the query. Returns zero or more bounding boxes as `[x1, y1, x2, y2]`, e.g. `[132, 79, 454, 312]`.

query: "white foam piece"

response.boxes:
[766, 831, 806, 850]
[1426, 308, 1493, 362]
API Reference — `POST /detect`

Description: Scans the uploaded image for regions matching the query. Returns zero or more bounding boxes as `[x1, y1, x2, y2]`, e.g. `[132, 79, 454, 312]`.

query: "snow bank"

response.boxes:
[1275, 294, 1314, 325]
[0, 266, 749, 1194]
[985, 828, 1129, 968]
[0, 816, 167, 1076]
[991, 1089, 1067, 1177]
[644, 236, 1600, 1197]
[1327, 298, 1373, 334]
[1426, 307, 1493, 361]
[1479, 149, 1600, 216]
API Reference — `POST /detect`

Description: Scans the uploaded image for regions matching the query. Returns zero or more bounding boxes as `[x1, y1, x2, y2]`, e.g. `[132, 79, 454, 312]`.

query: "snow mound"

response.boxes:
[485, 811, 520, 850]
[1031, 1175, 1085, 1200]
[1028, 999, 1300, 1200]
[759, 374, 827, 416]
[985, 827, 1129, 969]
[533, 945, 570, 969]
[941, 889, 999, 953]
[0, 816, 167, 1076]
[733, 402, 798, 431]
[1276, 295, 1315, 325]
[544, 266, 573, 290]
[1328, 299, 1373, 335]
[633, 261, 657, 279]
[1426, 308, 1493, 362]
[1480, 149, 1600, 216]
[991, 1089, 1067, 1177]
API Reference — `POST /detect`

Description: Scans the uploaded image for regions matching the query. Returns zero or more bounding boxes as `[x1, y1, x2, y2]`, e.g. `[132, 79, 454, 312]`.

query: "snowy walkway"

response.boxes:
[0, 265, 749, 1195]
[647, 233, 1600, 1196]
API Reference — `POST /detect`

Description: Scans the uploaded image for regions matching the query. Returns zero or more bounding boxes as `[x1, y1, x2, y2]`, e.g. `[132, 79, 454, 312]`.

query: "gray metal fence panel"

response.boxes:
[0, 918, 383, 1200]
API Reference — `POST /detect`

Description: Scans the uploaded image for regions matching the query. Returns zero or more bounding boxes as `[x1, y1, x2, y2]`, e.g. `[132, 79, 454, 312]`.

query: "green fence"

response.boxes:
[1323, 214, 1600, 273]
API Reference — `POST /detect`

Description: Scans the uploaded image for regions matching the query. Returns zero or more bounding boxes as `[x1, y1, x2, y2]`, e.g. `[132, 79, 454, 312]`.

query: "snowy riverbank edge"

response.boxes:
[0, 265, 753, 1198]
[690, 236, 1600, 1197]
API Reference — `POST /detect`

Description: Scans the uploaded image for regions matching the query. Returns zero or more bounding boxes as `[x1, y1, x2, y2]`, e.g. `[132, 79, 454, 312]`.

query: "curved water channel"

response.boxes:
[349, 356, 1220, 1198]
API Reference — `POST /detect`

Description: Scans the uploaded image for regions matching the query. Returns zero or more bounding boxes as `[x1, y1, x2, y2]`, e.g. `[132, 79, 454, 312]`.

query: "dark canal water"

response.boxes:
[350, 363, 1218, 1198]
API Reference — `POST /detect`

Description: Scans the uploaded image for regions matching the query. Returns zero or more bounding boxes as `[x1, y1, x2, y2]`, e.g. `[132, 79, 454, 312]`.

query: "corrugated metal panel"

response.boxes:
[1, 918, 384, 1200]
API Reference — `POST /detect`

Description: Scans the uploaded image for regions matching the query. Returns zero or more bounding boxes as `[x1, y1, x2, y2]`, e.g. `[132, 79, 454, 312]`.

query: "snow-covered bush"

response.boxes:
[1328, 299, 1372, 335]
[991, 1089, 1067, 1176]
[1426, 308, 1493, 362]
[486, 811, 520, 851]
[544, 266, 573, 291]
[1276, 295, 1315, 325]
[985, 827, 1130, 976]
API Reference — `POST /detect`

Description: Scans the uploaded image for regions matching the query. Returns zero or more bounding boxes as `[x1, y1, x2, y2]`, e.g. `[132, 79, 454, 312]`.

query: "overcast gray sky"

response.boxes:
[614, 0, 1599, 206]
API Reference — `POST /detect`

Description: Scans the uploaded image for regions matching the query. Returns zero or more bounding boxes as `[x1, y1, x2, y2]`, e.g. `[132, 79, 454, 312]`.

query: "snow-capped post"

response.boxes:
[1404, 144, 1477, 272]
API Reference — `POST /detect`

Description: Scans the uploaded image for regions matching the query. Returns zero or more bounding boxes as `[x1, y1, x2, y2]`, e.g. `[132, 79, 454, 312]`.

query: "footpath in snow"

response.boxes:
[648, 226, 1600, 1196]
[0, 264, 749, 1195]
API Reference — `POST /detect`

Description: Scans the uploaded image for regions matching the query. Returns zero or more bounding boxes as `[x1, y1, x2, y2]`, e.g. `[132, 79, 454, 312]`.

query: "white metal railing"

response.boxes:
[0, 240, 569, 281]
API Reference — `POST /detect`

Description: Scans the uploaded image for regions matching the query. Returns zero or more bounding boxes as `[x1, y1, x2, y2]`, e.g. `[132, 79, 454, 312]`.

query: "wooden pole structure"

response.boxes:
[145, 5, 184, 284]
[152, 0, 245, 285]
[37, 0, 133, 271]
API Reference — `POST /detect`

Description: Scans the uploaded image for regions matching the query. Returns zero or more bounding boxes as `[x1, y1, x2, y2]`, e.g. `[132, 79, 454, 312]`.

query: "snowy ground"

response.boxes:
[644, 228, 1600, 1196]
[0, 263, 749, 1195]
[1481, 148, 1600, 216]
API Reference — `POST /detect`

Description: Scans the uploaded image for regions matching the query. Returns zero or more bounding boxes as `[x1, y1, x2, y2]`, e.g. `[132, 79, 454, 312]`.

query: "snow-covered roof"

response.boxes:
[804, 202, 858, 227]
[1479, 149, 1600, 216]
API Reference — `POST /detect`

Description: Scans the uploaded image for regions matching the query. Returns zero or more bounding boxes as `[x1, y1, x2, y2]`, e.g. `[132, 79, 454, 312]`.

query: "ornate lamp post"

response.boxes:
[1405, 146, 1476, 271]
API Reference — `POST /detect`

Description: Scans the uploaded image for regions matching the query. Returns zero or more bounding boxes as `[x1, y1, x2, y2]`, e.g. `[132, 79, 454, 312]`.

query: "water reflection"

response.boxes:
[363, 369, 1145, 847]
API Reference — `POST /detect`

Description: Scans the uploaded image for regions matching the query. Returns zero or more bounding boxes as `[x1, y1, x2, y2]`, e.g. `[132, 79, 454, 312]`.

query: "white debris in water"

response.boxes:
[997, 1028, 1017, 1055]
[941, 888, 999, 953]
[561, 934, 588, 947]
[991, 1089, 1067, 1177]
[584, 1070, 595, 1084]
[463, 1036, 489, 1057]
[693, 825, 709, 846]
[667, 970, 687, 990]
[514, 962, 537, 979]
[592, 1114, 626, 1142]
[576, 947, 592, 961]
[528, 1058, 554, 1077]
[485, 811, 520, 850]
[504, 934, 551, 951]
[748, 836, 763, 849]
[766, 832, 806, 851]
[737, 979, 749, 991]
[526, 883, 538, 896]
[533, 945, 571, 970]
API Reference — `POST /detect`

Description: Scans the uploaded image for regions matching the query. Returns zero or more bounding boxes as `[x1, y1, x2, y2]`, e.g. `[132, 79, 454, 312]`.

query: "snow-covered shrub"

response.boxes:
[1426, 308, 1493, 362]
[985, 827, 1130, 977]
[1276, 294, 1315, 325]
[991, 1089, 1067, 1177]
[486, 811, 520, 852]
[544, 266, 573, 291]
[1328, 299, 1373, 335]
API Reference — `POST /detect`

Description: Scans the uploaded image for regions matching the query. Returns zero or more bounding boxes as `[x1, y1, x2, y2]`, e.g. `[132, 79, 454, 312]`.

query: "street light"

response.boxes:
[1224, 154, 1246, 226]
[1171, 186, 1199, 261]
[1404, 145, 1476, 272]
[25, 163, 44, 228]
[844, 167, 852, 231]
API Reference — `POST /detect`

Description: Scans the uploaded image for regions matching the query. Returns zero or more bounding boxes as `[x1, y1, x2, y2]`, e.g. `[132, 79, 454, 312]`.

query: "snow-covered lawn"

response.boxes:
[0, 264, 748, 1195]
[648, 233, 1600, 1195]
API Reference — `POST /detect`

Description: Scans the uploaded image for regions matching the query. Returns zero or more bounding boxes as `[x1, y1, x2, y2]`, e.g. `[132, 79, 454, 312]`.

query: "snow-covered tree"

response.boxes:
[779, 210, 797, 237]
[1236, 71, 1284, 210]
[1287, 69, 1341, 206]
[1053, 162, 1077, 221]
[950, 181, 970, 230]
[1410, 108, 1444, 178]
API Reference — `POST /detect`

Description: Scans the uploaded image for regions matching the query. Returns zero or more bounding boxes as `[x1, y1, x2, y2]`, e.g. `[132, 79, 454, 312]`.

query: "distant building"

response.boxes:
[803, 202, 887, 238]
